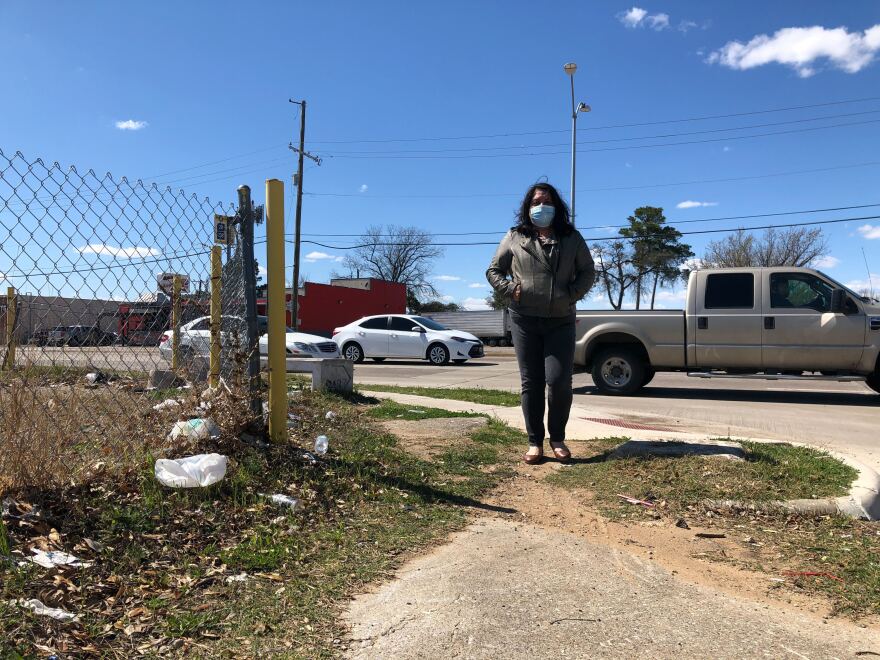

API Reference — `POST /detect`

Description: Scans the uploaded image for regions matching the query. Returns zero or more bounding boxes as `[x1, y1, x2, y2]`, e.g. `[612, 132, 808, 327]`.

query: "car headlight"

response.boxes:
[451, 336, 470, 342]
[293, 342, 314, 352]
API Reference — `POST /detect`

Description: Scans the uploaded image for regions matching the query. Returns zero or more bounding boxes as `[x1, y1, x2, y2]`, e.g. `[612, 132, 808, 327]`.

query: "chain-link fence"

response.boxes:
[0, 149, 261, 489]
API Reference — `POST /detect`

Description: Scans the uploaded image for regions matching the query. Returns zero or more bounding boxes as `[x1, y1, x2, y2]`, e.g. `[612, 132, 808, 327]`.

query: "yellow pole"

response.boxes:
[4, 287, 15, 371]
[266, 179, 287, 443]
[171, 276, 182, 371]
[210, 246, 222, 387]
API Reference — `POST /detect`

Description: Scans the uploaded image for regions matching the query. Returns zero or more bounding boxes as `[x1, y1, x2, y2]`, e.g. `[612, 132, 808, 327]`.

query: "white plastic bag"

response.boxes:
[167, 417, 220, 442]
[154, 453, 227, 488]
[152, 399, 181, 412]
[15, 598, 78, 622]
[29, 549, 90, 569]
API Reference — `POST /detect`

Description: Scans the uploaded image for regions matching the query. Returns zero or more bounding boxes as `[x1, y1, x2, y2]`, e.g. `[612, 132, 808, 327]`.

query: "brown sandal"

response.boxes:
[550, 442, 571, 463]
[523, 448, 544, 465]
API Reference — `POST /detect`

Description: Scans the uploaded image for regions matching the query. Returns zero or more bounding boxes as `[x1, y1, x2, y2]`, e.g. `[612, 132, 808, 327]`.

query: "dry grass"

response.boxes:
[0, 372, 201, 492]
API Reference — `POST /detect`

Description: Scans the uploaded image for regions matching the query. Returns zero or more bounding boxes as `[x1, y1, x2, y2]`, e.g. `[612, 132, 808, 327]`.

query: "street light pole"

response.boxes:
[563, 62, 591, 226]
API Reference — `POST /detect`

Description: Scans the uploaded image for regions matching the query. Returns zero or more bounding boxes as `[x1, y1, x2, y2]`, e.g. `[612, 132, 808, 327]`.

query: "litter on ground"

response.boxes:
[154, 453, 228, 488]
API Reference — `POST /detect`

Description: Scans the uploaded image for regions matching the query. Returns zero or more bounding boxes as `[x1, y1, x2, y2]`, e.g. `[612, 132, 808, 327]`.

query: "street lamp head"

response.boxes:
[578, 102, 591, 113]
[563, 62, 577, 76]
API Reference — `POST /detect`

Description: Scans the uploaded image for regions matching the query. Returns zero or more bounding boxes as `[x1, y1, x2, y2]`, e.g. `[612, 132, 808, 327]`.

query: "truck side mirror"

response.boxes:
[831, 289, 847, 313]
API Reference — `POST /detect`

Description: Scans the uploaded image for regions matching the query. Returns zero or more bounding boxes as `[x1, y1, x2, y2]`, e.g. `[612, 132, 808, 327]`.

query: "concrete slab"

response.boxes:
[345, 518, 879, 659]
[608, 439, 746, 461]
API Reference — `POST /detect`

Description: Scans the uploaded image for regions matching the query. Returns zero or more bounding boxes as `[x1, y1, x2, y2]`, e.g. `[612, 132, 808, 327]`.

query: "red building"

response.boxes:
[257, 278, 406, 337]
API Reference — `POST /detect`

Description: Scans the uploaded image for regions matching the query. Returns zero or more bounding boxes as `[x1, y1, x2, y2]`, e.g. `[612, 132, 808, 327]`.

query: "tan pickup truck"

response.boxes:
[576, 266, 880, 396]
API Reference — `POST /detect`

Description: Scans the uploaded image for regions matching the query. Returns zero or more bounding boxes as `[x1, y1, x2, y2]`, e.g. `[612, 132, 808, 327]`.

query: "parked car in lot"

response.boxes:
[576, 266, 880, 395]
[332, 314, 484, 365]
[46, 325, 117, 347]
[158, 315, 339, 361]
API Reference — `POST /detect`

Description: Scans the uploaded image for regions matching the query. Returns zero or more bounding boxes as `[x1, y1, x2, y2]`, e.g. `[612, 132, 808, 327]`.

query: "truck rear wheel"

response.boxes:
[867, 372, 880, 394]
[591, 347, 646, 396]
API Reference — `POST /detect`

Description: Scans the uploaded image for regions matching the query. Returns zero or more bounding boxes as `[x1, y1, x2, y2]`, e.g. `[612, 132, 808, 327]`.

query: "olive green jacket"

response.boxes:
[486, 228, 596, 318]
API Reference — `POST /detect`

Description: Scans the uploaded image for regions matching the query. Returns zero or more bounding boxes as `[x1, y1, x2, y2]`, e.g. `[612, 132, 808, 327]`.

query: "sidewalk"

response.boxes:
[346, 391, 880, 658]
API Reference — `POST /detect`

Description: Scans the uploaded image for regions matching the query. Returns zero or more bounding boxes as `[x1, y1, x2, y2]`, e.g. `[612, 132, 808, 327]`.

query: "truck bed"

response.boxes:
[575, 309, 687, 368]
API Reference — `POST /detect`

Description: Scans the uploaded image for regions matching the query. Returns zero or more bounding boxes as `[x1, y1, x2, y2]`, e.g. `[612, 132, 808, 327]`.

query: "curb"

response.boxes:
[360, 389, 880, 521]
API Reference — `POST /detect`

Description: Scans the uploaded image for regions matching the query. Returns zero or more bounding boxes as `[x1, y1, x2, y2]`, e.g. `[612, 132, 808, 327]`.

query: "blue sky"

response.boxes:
[1, 1, 879, 308]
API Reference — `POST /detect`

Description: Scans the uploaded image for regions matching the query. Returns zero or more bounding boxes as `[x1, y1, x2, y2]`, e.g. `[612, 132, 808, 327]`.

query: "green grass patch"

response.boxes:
[366, 399, 486, 421]
[359, 384, 520, 407]
[548, 438, 857, 513]
[0, 387, 521, 657]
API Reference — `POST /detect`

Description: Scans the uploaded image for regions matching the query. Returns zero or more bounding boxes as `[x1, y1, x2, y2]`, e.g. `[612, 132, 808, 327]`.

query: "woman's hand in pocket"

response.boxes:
[512, 283, 521, 302]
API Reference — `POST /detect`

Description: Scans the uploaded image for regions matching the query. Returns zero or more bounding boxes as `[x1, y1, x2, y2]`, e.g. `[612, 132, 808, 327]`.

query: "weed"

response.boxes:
[367, 399, 486, 421]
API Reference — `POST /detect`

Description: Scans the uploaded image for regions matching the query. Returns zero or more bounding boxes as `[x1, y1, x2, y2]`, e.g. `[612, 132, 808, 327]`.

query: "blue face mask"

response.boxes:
[529, 204, 555, 228]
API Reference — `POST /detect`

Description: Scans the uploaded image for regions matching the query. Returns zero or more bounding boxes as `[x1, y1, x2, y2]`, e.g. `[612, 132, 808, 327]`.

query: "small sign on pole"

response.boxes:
[215, 214, 234, 245]
[157, 272, 190, 296]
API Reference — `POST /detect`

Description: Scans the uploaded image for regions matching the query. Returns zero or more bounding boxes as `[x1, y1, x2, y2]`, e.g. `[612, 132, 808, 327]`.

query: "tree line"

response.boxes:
[336, 214, 829, 312]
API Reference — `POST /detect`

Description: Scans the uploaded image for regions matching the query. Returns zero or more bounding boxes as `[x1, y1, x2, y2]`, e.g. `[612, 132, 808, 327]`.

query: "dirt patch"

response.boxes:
[481, 447, 878, 625]
[378, 417, 489, 460]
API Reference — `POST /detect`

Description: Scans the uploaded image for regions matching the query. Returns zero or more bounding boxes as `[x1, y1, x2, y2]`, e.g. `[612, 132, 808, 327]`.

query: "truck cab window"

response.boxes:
[704, 273, 754, 309]
[770, 273, 833, 312]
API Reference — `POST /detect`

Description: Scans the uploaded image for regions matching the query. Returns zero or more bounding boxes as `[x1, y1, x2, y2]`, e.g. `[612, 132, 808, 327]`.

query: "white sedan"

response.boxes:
[332, 314, 484, 365]
[159, 315, 340, 360]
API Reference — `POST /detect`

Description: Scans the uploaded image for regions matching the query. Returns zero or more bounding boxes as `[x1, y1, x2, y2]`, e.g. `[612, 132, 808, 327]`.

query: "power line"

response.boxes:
[307, 96, 880, 145]
[324, 109, 880, 155]
[322, 118, 880, 159]
[303, 160, 880, 199]
[289, 213, 880, 249]
[295, 202, 880, 238]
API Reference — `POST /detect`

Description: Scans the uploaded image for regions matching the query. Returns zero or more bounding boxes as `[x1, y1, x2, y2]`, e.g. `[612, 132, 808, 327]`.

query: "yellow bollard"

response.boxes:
[265, 179, 287, 443]
[171, 276, 182, 371]
[3, 287, 15, 371]
[210, 246, 222, 388]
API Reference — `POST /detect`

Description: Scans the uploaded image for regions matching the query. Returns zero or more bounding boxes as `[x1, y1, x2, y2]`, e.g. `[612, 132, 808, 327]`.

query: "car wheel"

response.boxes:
[867, 372, 880, 394]
[642, 368, 656, 388]
[343, 342, 364, 363]
[427, 343, 450, 365]
[452, 359, 467, 365]
[591, 347, 646, 396]
[371, 357, 386, 362]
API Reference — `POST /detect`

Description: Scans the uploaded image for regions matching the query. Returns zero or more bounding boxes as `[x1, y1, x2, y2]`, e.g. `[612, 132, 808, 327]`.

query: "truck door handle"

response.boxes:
[697, 317, 708, 330]
[764, 317, 775, 330]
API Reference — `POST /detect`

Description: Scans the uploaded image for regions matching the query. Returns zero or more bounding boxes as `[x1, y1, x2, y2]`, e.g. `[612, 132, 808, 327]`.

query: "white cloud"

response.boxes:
[646, 13, 669, 31]
[435, 275, 461, 281]
[619, 7, 648, 28]
[462, 296, 490, 311]
[304, 250, 344, 263]
[115, 119, 148, 131]
[678, 20, 698, 33]
[676, 200, 718, 209]
[359, 184, 368, 193]
[468, 282, 487, 289]
[843, 275, 880, 296]
[707, 24, 880, 78]
[77, 243, 160, 258]
[813, 255, 840, 269]
[857, 224, 880, 239]
[680, 257, 705, 272]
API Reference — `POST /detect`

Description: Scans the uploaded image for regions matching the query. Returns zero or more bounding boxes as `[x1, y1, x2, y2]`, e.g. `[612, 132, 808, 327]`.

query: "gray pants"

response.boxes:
[508, 310, 576, 447]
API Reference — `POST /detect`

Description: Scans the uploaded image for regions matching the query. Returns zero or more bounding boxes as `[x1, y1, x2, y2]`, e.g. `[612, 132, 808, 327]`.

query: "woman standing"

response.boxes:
[486, 183, 595, 464]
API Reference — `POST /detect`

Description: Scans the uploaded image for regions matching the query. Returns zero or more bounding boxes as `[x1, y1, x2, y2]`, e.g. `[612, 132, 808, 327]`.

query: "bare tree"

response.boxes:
[704, 227, 828, 268]
[342, 225, 444, 299]
[593, 240, 637, 310]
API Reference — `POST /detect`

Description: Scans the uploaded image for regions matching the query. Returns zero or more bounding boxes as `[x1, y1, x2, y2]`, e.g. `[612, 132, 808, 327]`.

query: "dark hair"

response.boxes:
[512, 182, 574, 237]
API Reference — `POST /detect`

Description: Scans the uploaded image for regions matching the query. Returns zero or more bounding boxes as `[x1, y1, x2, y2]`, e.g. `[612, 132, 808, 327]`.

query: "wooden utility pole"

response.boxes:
[288, 99, 321, 331]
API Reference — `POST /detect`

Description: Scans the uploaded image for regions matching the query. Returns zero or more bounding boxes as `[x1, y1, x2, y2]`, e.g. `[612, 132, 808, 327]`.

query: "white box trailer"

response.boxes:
[422, 310, 511, 346]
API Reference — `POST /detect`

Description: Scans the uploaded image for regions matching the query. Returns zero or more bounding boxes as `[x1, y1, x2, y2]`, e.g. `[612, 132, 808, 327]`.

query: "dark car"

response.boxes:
[47, 325, 117, 347]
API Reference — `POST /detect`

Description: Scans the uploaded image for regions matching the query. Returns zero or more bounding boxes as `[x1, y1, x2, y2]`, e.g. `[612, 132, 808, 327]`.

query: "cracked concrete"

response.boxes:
[344, 517, 879, 659]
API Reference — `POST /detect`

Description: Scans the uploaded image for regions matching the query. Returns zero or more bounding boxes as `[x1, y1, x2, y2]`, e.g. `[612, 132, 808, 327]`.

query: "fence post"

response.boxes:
[265, 179, 286, 443]
[171, 276, 182, 371]
[237, 186, 261, 416]
[210, 246, 222, 387]
[3, 287, 15, 371]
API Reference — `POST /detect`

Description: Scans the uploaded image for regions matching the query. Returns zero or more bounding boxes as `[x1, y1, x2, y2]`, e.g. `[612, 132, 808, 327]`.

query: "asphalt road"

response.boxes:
[353, 349, 880, 472]
[16, 345, 880, 469]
